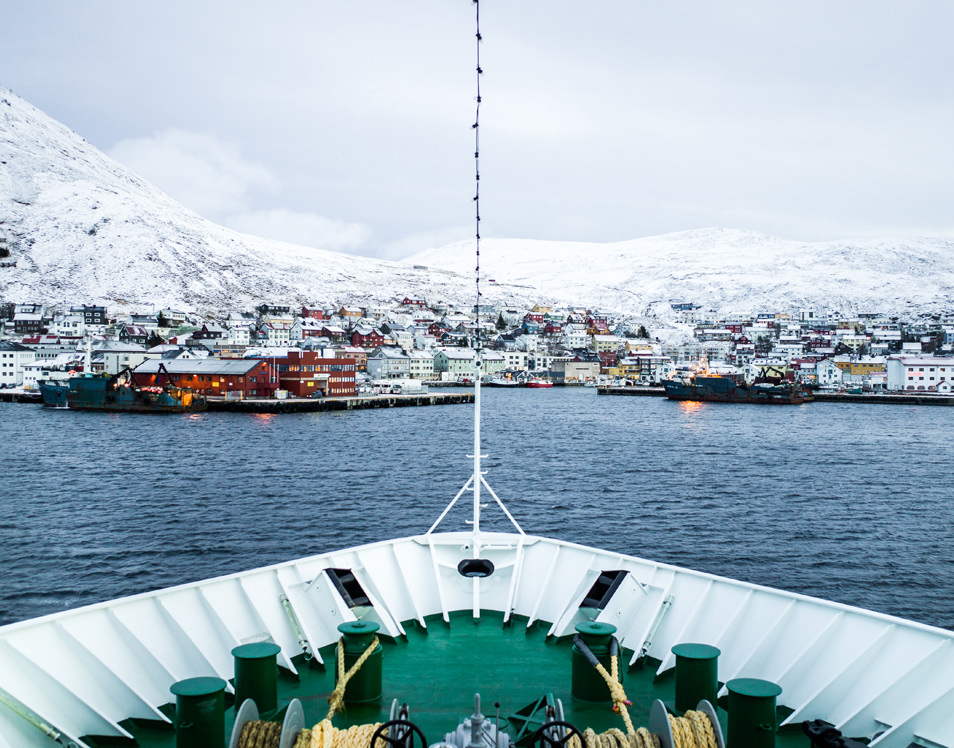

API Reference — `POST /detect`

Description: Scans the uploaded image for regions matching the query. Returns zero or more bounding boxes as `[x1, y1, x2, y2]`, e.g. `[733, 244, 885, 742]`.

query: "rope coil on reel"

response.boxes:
[235, 718, 387, 748]
[230, 635, 386, 748]
[570, 635, 723, 748]
[563, 704, 719, 748]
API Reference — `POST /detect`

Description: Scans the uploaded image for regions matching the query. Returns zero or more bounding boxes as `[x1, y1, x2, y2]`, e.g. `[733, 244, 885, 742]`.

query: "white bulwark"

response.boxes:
[886, 355, 954, 392]
[0, 530, 952, 748]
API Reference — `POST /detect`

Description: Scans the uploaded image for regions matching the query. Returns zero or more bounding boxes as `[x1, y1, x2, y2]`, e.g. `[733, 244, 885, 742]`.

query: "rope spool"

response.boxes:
[235, 719, 387, 748]
[568, 709, 716, 748]
[571, 630, 722, 748]
[230, 634, 382, 748]
[237, 720, 282, 748]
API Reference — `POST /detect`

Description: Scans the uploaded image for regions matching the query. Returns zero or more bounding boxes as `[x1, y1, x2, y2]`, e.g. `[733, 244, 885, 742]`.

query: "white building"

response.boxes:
[227, 323, 252, 346]
[500, 350, 529, 371]
[564, 325, 588, 349]
[260, 322, 291, 346]
[392, 329, 414, 353]
[529, 352, 554, 371]
[50, 313, 86, 339]
[0, 341, 36, 387]
[887, 356, 954, 392]
[290, 317, 324, 342]
[816, 359, 844, 387]
[96, 341, 148, 375]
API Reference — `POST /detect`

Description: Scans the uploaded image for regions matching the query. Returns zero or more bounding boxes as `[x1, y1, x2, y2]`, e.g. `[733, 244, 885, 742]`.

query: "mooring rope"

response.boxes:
[592, 654, 636, 736]
[570, 635, 717, 748]
[326, 635, 380, 721]
[236, 635, 382, 748]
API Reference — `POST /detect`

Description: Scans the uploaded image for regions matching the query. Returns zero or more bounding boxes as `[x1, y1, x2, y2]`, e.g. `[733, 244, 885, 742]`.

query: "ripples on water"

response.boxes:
[1, 391, 952, 630]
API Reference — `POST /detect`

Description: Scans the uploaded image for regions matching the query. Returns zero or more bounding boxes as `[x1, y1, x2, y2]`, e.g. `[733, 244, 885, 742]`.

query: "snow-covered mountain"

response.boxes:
[406, 231, 954, 319]
[3, 84, 954, 319]
[0, 86, 528, 314]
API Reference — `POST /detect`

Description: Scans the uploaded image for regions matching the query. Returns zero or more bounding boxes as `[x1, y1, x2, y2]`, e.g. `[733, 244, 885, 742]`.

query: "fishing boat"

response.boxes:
[662, 376, 813, 405]
[37, 378, 70, 407]
[526, 378, 553, 388]
[1, 6, 952, 748]
[66, 367, 207, 413]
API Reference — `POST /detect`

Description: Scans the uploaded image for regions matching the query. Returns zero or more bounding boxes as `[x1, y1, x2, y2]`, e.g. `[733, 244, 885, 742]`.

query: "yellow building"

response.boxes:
[833, 356, 886, 375]
[592, 334, 621, 353]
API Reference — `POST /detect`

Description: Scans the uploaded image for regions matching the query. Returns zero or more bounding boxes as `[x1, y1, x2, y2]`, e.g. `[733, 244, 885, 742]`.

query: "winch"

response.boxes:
[435, 694, 512, 748]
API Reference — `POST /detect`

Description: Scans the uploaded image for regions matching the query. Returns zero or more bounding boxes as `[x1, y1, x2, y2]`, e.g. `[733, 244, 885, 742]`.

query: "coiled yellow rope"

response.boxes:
[306, 719, 385, 748]
[238, 719, 283, 748]
[570, 644, 716, 748]
[237, 720, 386, 748]
[237, 635, 383, 748]
[667, 711, 716, 748]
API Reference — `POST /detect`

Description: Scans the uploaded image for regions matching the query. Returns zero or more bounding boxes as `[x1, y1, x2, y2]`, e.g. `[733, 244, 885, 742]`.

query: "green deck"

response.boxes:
[121, 612, 812, 747]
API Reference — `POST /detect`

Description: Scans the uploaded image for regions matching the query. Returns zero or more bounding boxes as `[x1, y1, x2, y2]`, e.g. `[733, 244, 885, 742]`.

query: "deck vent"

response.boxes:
[458, 559, 495, 578]
[580, 570, 627, 609]
[326, 568, 372, 608]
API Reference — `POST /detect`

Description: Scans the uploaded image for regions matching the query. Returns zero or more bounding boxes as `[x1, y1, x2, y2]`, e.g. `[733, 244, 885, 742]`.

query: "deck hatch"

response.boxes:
[580, 570, 628, 610]
[325, 569, 372, 608]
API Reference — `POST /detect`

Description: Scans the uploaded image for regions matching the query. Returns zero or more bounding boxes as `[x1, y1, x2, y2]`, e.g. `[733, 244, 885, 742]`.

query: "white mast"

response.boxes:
[424, 0, 524, 619]
[472, 345, 482, 557]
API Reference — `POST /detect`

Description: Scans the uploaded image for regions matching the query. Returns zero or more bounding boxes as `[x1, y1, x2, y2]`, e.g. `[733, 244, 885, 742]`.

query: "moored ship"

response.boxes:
[663, 375, 813, 405]
[525, 378, 553, 388]
[37, 378, 70, 407]
[66, 368, 207, 413]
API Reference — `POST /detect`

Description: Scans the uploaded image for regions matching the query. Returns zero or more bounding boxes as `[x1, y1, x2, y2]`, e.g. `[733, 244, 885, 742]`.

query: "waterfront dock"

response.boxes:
[0, 389, 41, 403]
[812, 391, 954, 405]
[207, 391, 474, 414]
[598, 386, 954, 406]
[597, 386, 666, 397]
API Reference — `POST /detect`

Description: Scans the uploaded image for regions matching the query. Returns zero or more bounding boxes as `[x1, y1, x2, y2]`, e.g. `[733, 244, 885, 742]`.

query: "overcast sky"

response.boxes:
[4, 1, 954, 259]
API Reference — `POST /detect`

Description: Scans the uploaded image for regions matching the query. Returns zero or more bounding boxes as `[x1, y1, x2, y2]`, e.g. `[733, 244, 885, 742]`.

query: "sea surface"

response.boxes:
[1, 389, 952, 630]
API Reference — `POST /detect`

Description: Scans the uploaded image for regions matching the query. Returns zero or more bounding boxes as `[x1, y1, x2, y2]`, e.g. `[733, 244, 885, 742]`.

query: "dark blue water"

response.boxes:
[1, 391, 952, 630]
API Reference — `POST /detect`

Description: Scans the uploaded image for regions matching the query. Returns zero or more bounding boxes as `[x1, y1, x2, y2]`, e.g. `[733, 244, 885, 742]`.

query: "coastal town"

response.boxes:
[2, 297, 954, 400]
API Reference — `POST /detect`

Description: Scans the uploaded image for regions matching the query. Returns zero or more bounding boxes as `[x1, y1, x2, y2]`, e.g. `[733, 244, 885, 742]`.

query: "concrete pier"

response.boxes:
[597, 385, 954, 406]
[206, 391, 474, 414]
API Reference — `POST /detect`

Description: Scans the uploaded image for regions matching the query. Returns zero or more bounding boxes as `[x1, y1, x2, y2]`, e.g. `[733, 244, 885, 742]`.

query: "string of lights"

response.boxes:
[473, 0, 482, 354]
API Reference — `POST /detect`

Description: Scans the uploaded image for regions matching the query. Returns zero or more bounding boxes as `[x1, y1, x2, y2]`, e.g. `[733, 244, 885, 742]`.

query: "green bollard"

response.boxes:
[170, 676, 226, 748]
[671, 643, 721, 713]
[337, 621, 383, 703]
[571, 621, 620, 703]
[726, 677, 783, 748]
[232, 641, 282, 713]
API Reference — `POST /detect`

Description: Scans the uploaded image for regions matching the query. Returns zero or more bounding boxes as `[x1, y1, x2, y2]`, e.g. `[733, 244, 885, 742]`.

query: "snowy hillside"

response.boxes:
[3, 84, 953, 319]
[406, 230, 954, 319]
[0, 86, 529, 313]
